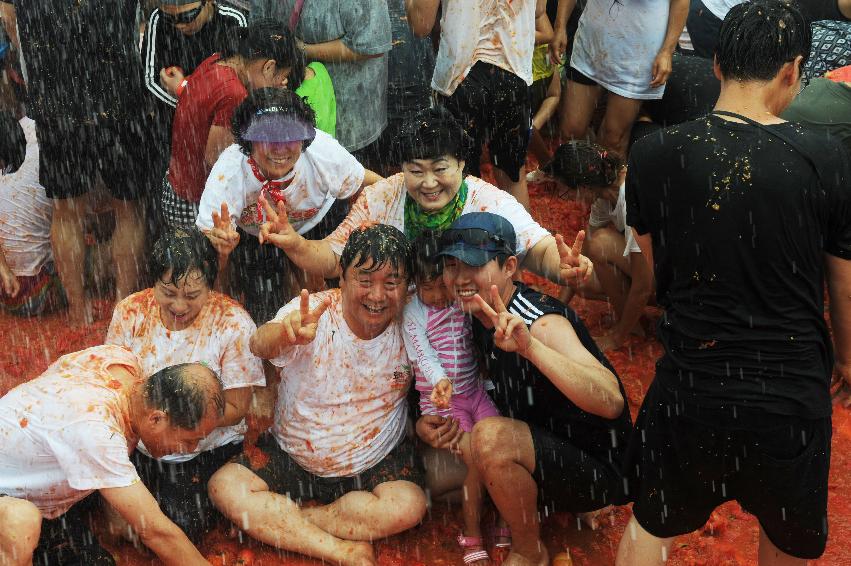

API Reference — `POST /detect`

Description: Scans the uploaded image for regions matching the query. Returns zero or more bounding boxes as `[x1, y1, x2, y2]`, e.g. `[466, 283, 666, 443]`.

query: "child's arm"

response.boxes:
[402, 300, 451, 388]
[0, 245, 19, 298]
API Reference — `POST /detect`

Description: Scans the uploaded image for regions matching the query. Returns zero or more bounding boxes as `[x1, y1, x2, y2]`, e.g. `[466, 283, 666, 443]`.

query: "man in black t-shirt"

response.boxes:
[431, 212, 632, 566]
[617, 2, 851, 564]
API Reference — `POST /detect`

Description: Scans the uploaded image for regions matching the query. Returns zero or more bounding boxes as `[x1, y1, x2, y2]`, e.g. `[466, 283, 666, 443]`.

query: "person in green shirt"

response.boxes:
[295, 61, 336, 137]
[783, 66, 851, 155]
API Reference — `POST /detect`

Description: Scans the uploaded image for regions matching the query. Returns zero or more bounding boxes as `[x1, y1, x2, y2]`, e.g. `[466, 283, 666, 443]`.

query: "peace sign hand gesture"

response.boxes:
[280, 289, 332, 346]
[473, 285, 533, 355]
[556, 231, 593, 285]
[258, 196, 299, 251]
[207, 202, 240, 257]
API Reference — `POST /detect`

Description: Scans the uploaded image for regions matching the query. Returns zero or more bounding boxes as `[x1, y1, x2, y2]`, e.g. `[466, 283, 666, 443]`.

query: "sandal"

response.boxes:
[457, 535, 490, 565]
[492, 526, 512, 549]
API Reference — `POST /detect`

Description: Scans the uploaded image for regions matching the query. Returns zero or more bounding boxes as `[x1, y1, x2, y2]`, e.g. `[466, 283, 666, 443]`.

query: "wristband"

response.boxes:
[176, 79, 188, 98]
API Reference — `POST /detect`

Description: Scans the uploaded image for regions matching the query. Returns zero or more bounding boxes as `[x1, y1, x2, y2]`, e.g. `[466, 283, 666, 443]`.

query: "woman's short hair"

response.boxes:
[392, 106, 475, 165]
[149, 227, 219, 289]
[542, 141, 625, 189]
[221, 18, 306, 91]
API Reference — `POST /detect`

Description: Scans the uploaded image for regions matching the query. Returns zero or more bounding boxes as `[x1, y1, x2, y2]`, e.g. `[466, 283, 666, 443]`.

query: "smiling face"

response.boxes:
[402, 155, 465, 212]
[340, 257, 408, 340]
[251, 140, 303, 179]
[153, 269, 211, 331]
[416, 276, 451, 309]
[442, 255, 517, 319]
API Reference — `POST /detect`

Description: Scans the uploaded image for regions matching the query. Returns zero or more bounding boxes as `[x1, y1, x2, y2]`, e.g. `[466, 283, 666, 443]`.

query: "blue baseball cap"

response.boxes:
[437, 212, 517, 267]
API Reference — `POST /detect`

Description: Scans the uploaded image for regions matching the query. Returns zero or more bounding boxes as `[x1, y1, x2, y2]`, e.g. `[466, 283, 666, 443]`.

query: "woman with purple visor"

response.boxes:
[196, 87, 382, 322]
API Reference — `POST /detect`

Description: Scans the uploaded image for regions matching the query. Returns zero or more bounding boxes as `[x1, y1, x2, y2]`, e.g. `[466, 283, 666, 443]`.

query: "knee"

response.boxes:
[471, 417, 517, 470]
[379, 482, 428, 532]
[1, 499, 42, 554]
[586, 228, 620, 263]
[207, 464, 245, 510]
[598, 121, 630, 150]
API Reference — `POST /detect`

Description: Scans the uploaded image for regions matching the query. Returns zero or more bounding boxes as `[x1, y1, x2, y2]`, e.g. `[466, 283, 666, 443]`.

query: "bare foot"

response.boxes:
[501, 546, 549, 566]
[339, 541, 376, 566]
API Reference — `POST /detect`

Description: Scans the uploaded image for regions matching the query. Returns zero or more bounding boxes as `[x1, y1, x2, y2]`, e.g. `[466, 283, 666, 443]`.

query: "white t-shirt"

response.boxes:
[701, 0, 743, 20]
[0, 117, 53, 276]
[269, 289, 411, 477]
[325, 173, 551, 258]
[570, 0, 670, 100]
[431, 0, 536, 96]
[196, 131, 365, 237]
[106, 289, 265, 463]
[0, 345, 142, 519]
[588, 183, 642, 257]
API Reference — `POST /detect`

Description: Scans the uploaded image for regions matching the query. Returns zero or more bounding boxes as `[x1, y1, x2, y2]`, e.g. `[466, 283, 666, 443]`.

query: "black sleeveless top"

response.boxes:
[473, 283, 633, 471]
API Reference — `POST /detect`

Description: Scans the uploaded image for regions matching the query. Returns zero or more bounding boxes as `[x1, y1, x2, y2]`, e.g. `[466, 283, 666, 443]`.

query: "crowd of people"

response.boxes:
[0, 0, 850, 565]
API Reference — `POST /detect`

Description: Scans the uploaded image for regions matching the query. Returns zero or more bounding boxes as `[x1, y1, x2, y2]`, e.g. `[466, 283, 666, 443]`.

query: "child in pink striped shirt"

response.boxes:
[403, 235, 504, 566]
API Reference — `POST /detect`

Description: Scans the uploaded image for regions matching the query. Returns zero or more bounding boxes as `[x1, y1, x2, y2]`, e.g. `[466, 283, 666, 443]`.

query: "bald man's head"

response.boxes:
[143, 363, 224, 430]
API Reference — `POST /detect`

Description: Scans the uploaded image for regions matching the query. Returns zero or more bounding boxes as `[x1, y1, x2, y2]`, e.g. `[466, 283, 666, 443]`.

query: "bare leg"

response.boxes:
[528, 74, 563, 166]
[492, 165, 530, 211]
[110, 197, 145, 301]
[51, 195, 90, 326]
[615, 515, 675, 566]
[757, 526, 807, 566]
[0, 497, 41, 566]
[558, 79, 603, 142]
[301, 480, 426, 541]
[455, 433, 490, 565]
[597, 93, 643, 159]
[471, 417, 547, 566]
[585, 226, 632, 320]
[208, 463, 376, 566]
[421, 445, 467, 503]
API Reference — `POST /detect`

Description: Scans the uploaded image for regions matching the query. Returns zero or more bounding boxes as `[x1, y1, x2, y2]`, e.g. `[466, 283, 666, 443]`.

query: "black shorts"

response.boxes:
[37, 116, 154, 201]
[440, 61, 531, 182]
[564, 65, 598, 87]
[33, 494, 115, 566]
[132, 442, 243, 543]
[529, 423, 624, 515]
[233, 432, 425, 505]
[624, 381, 831, 559]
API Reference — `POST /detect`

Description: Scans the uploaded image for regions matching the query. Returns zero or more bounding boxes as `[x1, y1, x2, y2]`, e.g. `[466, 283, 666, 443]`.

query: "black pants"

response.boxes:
[32, 495, 115, 566]
[131, 442, 243, 543]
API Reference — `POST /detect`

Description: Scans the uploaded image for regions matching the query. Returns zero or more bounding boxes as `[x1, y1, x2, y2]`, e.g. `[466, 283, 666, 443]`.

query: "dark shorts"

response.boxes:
[132, 441, 243, 543]
[529, 423, 624, 515]
[686, 0, 723, 59]
[440, 61, 531, 182]
[564, 65, 598, 87]
[624, 381, 831, 559]
[37, 116, 155, 201]
[33, 494, 115, 566]
[234, 432, 425, 505]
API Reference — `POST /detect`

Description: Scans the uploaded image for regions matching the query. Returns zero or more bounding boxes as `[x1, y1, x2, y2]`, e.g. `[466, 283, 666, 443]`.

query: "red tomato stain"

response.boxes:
[107, 380, 122, 389]
[19, 418, 27, 428]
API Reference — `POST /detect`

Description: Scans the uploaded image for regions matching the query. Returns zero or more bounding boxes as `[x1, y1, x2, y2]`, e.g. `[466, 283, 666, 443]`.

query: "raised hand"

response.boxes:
[280, 289, 331, 346]
[159, 66, 185, 96]
[556, 231, 593, 285]
[473, 285, 533, 354]
[430, 378, 453, 410]
[207, 202, 240, 257]
[549, 28, 568, 67]
[258, 196, 300, 251]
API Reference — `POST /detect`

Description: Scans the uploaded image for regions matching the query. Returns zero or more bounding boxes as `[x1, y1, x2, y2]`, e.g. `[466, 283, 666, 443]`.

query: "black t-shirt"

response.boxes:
[626, 115, 851, 418]
[14, 0, 146, 123]
[472, 283, 632, 471]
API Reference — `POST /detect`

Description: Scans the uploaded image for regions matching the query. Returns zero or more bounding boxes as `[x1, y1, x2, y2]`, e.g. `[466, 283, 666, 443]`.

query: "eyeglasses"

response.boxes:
[161, 1, 206, 25]
[441, 228, 509, 251]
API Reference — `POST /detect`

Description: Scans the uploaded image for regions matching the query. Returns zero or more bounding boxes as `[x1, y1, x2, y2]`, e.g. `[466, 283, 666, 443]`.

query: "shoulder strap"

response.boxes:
[289, 0, 306, 31]
[710, 110, 823, 187]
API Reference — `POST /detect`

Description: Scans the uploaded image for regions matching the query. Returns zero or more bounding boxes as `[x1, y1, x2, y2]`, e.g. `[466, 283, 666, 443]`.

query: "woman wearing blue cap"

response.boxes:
[196, 87, 382, 322]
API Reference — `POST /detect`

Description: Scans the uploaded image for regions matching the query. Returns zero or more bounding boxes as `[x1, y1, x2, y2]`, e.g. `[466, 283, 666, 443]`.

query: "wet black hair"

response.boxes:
[410, 231, 443, 283]
[542, 141, 625, 189]
[144, 363, 225, 429]
[150, 227, 219, 289]
[221, 18, 305, 90]
[392, 106, 475, 165]
[232, 87, 317, 156]
[0, 111, 25, 173]
[340, 224, 413, 280]
[716, 0, 810, 81]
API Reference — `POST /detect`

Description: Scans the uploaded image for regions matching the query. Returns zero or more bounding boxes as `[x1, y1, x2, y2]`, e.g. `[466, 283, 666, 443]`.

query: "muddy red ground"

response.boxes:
[2, 180, 850, 565]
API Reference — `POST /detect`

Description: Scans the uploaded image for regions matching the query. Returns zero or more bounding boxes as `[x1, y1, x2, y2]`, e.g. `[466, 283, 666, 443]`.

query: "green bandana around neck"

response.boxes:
[404, 180, 469, 240]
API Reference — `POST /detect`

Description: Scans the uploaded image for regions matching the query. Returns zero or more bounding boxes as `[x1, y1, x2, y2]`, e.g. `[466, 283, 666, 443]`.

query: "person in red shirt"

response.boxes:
[160, 18, 303, 229]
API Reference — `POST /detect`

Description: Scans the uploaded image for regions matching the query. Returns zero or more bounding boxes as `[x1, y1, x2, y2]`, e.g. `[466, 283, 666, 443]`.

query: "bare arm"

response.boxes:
[827, 254, 851, 389]
[362, 168, 383, 188]
[549, 0, 577, 64]
[0, 2, 17, 51]
[249, 290, 330, 360]
[219, 387, 253, 427]
[650, 0, 688, 87]
[522, 233, 593, 286]
[535, 9, 554, 46]
[204, 125, 234, 171]
[0, 245, 19, 298]
[303, 39, 382, 63]
[100, 483, 208, 566]
[405, 0, 441, 38]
